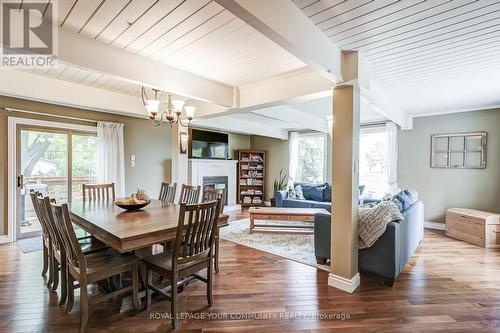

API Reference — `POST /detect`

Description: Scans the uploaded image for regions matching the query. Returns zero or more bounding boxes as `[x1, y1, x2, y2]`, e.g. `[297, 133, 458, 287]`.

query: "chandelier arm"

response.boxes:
[177, 118, 188, 127]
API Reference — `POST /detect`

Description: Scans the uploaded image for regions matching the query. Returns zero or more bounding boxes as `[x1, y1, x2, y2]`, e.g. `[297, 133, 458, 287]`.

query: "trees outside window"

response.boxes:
[297, 133, 326, 184]
[359, 129, 388, 196]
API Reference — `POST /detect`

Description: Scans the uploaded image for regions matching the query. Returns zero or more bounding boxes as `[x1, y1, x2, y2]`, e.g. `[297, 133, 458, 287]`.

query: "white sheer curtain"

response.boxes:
[288, 131, 299, 185]
[386, 121, 398, 194]
[97, 121, 125, 197]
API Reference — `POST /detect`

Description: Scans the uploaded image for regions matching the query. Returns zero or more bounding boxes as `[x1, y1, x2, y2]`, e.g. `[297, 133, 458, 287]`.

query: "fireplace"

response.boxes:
[202, 176, 228, 205]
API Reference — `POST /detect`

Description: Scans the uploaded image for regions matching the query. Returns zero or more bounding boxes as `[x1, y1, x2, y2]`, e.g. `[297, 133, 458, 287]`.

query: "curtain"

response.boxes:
[97, 121, 125, 197]
[288, 131, 299, 185]
[386, 121, 398, 194]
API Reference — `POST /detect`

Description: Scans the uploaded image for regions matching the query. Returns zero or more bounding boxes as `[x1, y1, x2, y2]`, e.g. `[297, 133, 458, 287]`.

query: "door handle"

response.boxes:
[17, 175, 24, 189]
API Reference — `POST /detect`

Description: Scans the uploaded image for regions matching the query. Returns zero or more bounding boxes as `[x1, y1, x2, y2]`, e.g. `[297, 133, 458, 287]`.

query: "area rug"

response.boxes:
[17, 236, 43, 253]
[219, 218, 329, 271]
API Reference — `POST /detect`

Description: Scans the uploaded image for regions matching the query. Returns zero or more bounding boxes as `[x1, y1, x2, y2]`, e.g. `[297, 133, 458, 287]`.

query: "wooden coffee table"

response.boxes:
[248, 207, 329, 234]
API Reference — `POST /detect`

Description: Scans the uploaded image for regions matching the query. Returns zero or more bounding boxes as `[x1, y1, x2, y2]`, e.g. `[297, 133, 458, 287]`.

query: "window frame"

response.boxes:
[296, 131, 328, 184]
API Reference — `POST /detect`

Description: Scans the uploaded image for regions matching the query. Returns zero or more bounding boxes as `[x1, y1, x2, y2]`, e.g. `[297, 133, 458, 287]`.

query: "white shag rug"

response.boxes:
[219, 218, 330, 271]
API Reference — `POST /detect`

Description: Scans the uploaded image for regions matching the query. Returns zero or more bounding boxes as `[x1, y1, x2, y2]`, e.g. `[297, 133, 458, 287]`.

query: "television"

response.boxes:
[189, 129, 229, 160]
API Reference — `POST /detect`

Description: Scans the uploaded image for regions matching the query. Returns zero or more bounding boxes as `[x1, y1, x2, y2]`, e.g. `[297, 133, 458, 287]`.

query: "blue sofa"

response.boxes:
[313, 192, 424, 286]
[275, 182, 367, 212]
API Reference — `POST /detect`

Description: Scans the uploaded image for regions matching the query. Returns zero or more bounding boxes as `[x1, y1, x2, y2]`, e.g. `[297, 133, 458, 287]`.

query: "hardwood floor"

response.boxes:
[1, 211, 500, 332]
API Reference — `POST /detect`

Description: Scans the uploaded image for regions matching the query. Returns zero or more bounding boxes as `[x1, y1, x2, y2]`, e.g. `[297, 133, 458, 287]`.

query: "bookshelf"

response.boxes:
[237, 150, 266, 207]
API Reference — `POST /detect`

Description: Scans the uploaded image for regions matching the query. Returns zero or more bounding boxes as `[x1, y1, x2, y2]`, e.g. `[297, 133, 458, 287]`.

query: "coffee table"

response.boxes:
[248, 207, 329, 234]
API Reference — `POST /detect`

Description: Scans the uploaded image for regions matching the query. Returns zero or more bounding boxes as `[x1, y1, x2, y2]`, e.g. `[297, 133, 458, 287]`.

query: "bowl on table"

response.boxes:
[115, 199, 151, 211]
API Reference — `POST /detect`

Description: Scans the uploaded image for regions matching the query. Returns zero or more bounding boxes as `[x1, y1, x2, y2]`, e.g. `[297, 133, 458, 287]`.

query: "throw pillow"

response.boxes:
[323, 183, 332, 202]
[294, 185, 305, 200]
[287, 185, 296, 199]
[295, 182, 325, 201]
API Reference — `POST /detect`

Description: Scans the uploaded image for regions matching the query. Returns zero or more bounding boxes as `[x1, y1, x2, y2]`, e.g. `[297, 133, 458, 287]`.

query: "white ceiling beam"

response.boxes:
[192, 116, 288, 140]
[0, 69, 147, 117]
[57, 28, 234, 107]
[252, 106, 328, 133]
[216, 0, 342, 83]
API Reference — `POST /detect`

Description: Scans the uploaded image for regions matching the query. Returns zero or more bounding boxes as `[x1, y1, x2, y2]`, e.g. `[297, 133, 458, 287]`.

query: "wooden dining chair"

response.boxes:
[202, 187, 226, 273]
[142, 199, 222, 329]
[82, 183, 115, 201]
[28, 190, 51, 279]
[178, 184, 201, 204]
[36, 196, 108, 304]
[51, 202, 140, 333]
[159, 182, 177, 203]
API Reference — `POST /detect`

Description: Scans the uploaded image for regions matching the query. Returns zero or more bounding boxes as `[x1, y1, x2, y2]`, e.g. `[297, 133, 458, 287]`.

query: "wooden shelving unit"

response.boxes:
[237, 150, 266, 207]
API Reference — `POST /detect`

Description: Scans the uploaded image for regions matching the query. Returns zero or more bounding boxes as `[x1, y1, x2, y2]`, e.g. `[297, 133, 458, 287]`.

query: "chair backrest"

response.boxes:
[51, 203, 86, 270]
[36, 195, 63, 253]
[29, 190, 50, 239]
[178, 184, 201, 204]
[172, 200, 221, 268]
[82, 183, 115, 201]
[159, 182, 177, 203]
[202, 187, 226, 208]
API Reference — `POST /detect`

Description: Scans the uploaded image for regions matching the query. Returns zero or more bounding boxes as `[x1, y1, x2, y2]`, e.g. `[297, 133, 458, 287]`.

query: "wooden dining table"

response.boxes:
[69, 199, 228, 256]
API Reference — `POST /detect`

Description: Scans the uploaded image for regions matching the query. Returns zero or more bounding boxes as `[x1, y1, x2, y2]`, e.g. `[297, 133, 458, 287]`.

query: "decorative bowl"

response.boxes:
[115, 200, 151, 211]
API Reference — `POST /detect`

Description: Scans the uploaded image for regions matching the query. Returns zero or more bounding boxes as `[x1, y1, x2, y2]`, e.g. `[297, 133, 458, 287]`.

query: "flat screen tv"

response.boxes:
[190, 129, 229, 160]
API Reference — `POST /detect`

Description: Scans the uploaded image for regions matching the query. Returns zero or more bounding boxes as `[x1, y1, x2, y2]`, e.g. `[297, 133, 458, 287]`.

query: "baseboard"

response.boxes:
[424, 221, 446, 230]
[328, 273, 360, 293]
[0, 235, 11, 245]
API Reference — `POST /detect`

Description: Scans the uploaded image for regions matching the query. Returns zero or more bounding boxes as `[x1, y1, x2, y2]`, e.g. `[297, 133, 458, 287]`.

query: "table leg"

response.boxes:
[249, 215, 254, 234]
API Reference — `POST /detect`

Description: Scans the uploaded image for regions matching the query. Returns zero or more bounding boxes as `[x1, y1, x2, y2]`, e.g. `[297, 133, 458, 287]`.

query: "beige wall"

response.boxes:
[0, 96, 172, 235]
[398, 109, 500, 223]
[228, 133, 251, 159]
[250, 135, 289, 200]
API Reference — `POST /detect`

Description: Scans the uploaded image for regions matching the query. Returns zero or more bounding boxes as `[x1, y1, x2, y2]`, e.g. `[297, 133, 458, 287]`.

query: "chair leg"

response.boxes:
[215, 232, 220, 273]
[171, 273, 179, 329]
[80, 280, 89, 333]
[59, 259, 67, 307]
[145, 269, 152, 309]
[42, 245, 48, 277]
[52, 260, 59, 292]
[47, 253, 54, 289]
[66, 271, 74, 315]
[207, 262, 213, 306]
[132, 264, 140, 310]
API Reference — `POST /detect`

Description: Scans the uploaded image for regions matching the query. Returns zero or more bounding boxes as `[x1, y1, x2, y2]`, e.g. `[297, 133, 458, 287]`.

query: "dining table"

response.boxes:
[68, 199, 228, 301]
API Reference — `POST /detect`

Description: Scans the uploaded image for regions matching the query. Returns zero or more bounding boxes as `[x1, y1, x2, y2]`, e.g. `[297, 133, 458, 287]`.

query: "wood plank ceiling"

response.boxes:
[28, 0, 306, 97]
[295, 0, 500, 114]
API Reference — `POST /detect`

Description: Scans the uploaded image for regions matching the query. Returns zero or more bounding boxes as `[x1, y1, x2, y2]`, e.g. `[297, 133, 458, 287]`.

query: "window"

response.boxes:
[296, 133, 326, 183]
[359, 128, 388, 196]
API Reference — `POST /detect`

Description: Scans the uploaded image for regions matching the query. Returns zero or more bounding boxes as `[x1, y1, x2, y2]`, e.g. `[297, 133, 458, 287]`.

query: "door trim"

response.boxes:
[7, 117, 96, 242]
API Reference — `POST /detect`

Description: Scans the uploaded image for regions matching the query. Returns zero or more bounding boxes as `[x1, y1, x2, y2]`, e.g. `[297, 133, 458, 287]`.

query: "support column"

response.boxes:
[329, 83, 361, 293]
[171, 123, 189, 198]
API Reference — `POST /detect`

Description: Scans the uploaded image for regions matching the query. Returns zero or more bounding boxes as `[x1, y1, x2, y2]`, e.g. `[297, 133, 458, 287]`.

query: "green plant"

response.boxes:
[273, 169, 287, 197]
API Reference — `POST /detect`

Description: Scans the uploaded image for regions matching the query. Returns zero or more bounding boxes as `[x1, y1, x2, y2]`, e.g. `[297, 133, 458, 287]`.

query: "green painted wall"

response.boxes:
[0, 96, 172, 235]
[398, 109, 500, 223]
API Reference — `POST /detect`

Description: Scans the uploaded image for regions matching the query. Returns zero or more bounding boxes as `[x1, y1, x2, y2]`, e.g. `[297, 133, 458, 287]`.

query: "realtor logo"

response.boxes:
[1, 0, 57, 67]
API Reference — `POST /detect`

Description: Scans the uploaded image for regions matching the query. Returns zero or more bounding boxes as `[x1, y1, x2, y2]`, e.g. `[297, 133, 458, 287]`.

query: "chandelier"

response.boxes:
[141, 87, 196, 127]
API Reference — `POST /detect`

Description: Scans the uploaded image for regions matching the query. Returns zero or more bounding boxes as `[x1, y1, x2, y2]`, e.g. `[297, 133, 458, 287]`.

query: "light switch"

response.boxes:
[130, 155, 135, 167]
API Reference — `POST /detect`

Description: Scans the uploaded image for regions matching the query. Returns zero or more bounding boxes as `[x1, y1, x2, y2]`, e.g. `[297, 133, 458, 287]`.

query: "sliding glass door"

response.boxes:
[16, 126, 97, 239]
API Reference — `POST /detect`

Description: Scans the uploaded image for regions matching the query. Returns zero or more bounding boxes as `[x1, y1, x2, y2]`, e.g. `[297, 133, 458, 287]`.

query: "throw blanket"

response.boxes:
[358, 201, 404, 249]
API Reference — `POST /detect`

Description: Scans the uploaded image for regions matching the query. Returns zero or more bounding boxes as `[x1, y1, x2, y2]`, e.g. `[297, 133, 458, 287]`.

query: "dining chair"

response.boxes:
[178, 184, 201, 204]
[142, 199, 222, 329]
[202, 187, 226, 273]
[28, 190, 51, 279]
[159, 182, 177, 203]
[36, 195, 108, 304]
[82, 183, 115, 201]
[51, 202, 140, 333]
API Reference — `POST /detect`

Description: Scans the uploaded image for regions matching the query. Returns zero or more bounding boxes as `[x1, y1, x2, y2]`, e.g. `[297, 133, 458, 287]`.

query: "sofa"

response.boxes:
[275, 182, 368, 212]
[313, 190, 424, 286]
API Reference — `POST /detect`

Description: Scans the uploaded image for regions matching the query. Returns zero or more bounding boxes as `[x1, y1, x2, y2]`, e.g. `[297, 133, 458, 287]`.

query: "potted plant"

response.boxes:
[270, 169, 287, 207]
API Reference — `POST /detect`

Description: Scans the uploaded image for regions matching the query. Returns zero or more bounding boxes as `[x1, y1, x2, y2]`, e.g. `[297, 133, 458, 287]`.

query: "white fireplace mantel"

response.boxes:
[188, 159, 240, 213]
